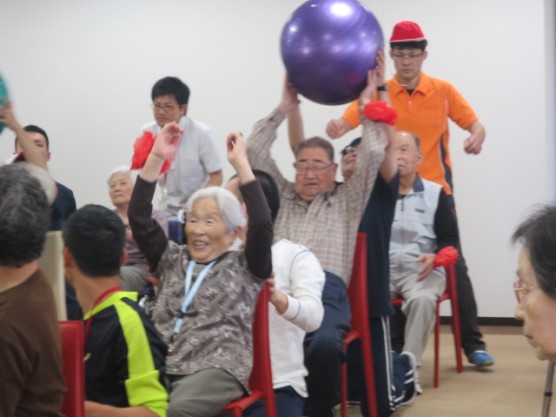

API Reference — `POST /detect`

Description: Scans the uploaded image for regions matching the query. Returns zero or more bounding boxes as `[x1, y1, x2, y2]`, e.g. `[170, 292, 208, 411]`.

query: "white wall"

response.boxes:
[0, 0, 553, 317]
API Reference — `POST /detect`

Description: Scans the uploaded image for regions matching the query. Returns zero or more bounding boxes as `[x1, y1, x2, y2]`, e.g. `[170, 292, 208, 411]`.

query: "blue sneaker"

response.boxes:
[468, 350, 495, 367]
[399, 351, 420, 404]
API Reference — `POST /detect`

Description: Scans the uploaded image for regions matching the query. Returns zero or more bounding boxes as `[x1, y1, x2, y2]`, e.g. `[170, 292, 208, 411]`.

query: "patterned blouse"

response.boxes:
[128, 177, 273, 389]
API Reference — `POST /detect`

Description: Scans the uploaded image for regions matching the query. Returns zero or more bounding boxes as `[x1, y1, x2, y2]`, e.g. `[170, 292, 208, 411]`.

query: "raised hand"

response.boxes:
[151, 122, 184, 161]
[375, 49, 385, 87]
[278, 75, 301, 115]
[325, 118, 351, 139]
[227, 132, 254, 184]
[359, 68, 378, 107]
[0, 101, 21, 132]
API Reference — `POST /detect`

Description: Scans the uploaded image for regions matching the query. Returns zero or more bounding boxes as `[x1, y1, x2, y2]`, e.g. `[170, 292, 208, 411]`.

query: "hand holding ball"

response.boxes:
[280, 0, 383, 105]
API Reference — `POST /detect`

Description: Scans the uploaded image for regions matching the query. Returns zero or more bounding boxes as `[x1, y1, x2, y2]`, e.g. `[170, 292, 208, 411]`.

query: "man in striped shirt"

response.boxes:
[247, 71, 416, 417]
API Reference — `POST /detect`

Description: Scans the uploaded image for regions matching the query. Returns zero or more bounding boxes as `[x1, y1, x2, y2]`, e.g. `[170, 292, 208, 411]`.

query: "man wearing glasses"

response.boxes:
[141, 76, 223, 218]
[247, 70, 418, 417]
[326, 20, 492, 368]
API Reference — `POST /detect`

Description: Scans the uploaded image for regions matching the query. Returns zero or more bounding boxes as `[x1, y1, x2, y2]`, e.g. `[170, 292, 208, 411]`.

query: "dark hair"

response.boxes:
[253, 170, 280, 223]
[341, 137, 361, 156]
[390, 40, 428, 51]
[229, 170, 280, 223]
[512, 205, 556, 300]
[14, 124, 50, 152]
[295, 136, 335, 163]
[63, 204, 126, 277]
[0, 164, 50, 267]
[151, 76, 190, 105]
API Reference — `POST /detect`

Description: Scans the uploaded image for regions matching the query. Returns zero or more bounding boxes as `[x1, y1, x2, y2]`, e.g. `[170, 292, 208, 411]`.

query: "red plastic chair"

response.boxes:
[391, 257, 464, 388]
[221, 283, 277, 417]
[340, 232, 378, 417]
[59, 320, 85, 417]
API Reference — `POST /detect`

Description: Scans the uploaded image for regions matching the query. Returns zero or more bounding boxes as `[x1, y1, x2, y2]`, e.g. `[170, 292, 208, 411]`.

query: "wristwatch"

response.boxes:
[377, 85, 388, 92]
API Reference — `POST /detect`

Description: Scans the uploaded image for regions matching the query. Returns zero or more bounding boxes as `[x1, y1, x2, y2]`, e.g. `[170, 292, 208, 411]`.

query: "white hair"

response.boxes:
[185, 186, 245, 232]
[107, 165, 135, 185]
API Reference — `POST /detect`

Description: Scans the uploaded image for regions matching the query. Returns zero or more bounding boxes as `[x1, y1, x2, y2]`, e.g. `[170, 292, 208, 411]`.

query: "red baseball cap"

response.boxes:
[390, 21, 426, 43]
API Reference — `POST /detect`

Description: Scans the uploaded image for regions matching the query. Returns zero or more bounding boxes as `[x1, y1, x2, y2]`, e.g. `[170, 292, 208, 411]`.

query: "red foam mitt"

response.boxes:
[361, 101, 397, 126]
[131, 131, 172, 175]
[434, 246, 459, 267]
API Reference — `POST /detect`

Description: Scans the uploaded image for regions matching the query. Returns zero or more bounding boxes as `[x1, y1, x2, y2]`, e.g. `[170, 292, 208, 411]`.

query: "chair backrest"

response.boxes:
[59, 321, 85, 417]
[348, 233, 370, 335]
[248, 283, 272, 392]
[39, 231, 67, 320]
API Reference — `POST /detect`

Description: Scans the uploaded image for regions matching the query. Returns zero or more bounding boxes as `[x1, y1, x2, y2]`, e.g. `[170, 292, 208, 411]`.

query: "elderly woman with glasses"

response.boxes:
[513, 205, 556, 360]
[128, 122, 273, 417]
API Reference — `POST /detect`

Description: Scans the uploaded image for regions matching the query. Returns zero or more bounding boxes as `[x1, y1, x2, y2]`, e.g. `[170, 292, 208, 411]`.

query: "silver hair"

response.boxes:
[107, 165, 135, 185]
[185, 186, 246, 232]
[0, 164, 50, 266]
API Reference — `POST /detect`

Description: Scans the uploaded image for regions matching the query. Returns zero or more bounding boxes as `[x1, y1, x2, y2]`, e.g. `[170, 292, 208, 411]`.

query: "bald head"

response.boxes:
[395, 131, 422, 178]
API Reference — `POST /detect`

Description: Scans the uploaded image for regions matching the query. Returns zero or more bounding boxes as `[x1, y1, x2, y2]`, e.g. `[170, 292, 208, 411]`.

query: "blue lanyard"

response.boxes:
[172, 260, 216, 338]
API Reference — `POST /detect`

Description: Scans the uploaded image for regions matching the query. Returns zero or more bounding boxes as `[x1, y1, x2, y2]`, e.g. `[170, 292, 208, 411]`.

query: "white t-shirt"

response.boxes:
[270, 239, 325, 397]
[142, 115, 223, 216]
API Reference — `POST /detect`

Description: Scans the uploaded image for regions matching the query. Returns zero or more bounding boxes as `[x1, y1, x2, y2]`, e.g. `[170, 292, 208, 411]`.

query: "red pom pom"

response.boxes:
[130, 131, 173, 175]
[361, 101, 397, 126]
[434, 246, 459, 267]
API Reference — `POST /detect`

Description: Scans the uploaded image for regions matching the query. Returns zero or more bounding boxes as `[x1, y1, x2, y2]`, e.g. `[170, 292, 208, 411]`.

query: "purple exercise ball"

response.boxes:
[280, 0, 384, 105]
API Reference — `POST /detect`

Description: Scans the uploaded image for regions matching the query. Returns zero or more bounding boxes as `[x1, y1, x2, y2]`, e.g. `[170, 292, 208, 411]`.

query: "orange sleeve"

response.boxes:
[341, 100, 362, 129]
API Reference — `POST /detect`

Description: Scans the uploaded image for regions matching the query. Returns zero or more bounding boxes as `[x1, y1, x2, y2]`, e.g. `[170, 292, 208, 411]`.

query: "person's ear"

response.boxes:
[63, 247, 74, 268]
[179, 104, 188, 116]
[120, 249, 128, 267]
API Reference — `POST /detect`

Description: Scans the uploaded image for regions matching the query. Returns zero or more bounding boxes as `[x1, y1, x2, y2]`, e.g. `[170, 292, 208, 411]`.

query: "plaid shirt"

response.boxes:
[247, 109, 387, 285]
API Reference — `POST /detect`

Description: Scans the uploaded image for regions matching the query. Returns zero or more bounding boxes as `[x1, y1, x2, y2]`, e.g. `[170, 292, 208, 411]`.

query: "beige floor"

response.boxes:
[346, 326, 552, 417]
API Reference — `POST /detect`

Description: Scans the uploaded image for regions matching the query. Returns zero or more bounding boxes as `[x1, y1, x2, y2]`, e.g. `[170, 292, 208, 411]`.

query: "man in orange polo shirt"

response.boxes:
[326, 21, 493, 367]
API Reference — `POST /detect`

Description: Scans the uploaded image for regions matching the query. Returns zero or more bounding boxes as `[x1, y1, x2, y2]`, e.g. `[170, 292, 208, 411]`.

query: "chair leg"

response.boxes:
[340, 353, 349, 417]
[434, 303, 441, 388]
[361, 336, 378, 417]
[450, 300, 464, 373]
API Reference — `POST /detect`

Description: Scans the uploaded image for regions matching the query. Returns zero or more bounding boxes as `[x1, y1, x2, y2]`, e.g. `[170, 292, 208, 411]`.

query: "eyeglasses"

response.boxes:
[293, 162, 333, 175]
[341, 145, 359, 157]
[392, 52, 424, 61]
[151, 103, 178, 112]
[513, 280, 538, 303]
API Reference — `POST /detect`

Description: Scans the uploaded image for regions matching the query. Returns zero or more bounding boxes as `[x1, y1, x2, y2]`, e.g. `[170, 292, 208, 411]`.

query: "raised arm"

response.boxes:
[344, 62, 392, 216]
[0, 101, 47, 170]
[247, 76, 299, 194]
[285, 80, 304, 153]
[128, 123, 184, 271]
[228, 132, 273, 279]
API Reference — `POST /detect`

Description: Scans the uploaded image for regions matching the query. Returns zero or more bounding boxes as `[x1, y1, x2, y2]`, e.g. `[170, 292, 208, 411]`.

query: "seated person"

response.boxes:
[513, 205, 556, 362]
[128, 124, 273, 417]
[389, 131, 458, 371]
[107, 165, 168, 291]
[0, 163, 65, 417]
[140, 76, 223, 218]
[63, 204, 168, 417]
[226, 169, 325, 417]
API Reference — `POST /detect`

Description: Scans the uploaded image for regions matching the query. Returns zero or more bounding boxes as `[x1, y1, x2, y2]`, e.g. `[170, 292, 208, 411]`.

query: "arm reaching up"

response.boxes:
[139, 122, 184, 183]
[0, 101, 48, 170]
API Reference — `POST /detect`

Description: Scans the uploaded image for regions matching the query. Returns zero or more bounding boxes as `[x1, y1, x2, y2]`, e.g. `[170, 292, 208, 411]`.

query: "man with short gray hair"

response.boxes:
[0, 164, 65, 417]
